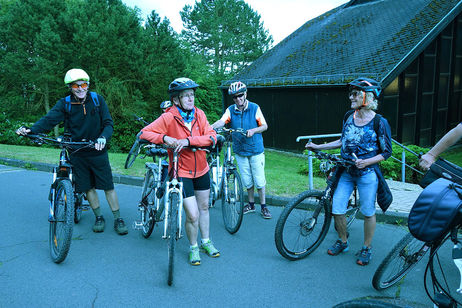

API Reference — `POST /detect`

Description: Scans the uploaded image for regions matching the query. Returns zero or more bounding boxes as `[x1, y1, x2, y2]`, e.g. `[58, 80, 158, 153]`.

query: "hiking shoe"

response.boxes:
[189, 246, 201, 265]
[200, 240, 220, 257]
[327, 240, 349, 256]
[356, 246, 372, 266]
[243, 204, 255, 214]
[261, 207, 272, 219]
[114, 218, 128, 235]
[93, 215, 105, 233]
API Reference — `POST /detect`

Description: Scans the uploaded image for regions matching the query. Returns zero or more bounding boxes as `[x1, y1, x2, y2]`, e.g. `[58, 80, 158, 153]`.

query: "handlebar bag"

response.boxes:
[419, 158, 462, 188]
[408, 178, 462, 242]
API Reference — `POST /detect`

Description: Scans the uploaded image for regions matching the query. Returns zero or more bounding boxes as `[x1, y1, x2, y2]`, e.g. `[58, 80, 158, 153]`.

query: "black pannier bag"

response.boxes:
[408, 178, 462, 242]
[419, 158, 462, 188]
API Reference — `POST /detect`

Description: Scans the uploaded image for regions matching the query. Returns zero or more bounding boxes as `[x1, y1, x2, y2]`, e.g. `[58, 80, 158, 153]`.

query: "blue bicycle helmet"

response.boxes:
[168, 78, 199, 97]
[348, 78, 382, 99]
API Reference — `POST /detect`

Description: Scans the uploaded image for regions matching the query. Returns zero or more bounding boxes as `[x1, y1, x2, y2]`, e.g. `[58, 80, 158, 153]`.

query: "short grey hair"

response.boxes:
[364, 92, 378, 110]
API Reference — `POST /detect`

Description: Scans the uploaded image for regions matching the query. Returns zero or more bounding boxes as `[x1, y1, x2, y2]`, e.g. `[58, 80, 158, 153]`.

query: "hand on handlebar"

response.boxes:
[305, 142, 320, 151]
[419, 153, 435, 171]
[164, 136, 189, 153]
[95, 137, 106, 151]
[16, 126, 31, 136]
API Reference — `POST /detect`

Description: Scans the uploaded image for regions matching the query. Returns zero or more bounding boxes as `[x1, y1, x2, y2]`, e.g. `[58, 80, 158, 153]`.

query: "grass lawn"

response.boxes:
[2, 143, 460, 198]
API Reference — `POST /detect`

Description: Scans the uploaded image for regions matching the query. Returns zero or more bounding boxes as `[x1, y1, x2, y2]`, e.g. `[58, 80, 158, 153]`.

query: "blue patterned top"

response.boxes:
[341, 115, 379, 175]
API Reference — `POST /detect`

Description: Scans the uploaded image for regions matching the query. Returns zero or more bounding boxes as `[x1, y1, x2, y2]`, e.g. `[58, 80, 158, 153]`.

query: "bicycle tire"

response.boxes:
[274, 190, 331, 260]
[124, 138, 141, 169]
[426, 234, 462, 307]
[167, 192, 179, 286]
[221, 168, 244, 234]
[49, 179, 75, 263]
[345, 193, 360, 228]
[372, 233, 428, 290]
[73, 193, 83, 224]
[333, 299, 406, 308]
[140, 169, 156, 238]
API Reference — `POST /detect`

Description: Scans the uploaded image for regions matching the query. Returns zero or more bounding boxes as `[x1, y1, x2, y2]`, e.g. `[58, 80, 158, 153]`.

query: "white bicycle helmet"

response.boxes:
[64, 69, 90, 85]
[228, 81, 247, 96]
[160, 100, 172, 109]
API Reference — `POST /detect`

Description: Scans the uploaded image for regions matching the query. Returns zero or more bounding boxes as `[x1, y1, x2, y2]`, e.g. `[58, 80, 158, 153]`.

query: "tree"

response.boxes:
[180, 0, 273, 77]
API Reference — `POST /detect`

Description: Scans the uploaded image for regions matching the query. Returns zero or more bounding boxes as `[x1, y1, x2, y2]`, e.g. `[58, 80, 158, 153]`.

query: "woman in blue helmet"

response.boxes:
[305, 77, 392, 266]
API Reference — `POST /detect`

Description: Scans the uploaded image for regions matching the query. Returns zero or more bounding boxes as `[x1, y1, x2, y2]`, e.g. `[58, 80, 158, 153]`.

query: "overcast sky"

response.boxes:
[122, 0, 348, 45]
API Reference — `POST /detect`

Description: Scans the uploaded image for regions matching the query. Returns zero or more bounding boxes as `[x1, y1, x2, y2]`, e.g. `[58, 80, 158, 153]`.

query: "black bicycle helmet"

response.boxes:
[348, 77, 382, 99]
[168, 77, 199, 97]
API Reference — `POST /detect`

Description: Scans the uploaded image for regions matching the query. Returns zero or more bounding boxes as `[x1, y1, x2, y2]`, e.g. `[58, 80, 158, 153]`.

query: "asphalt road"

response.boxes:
[0, 164, 458, 307]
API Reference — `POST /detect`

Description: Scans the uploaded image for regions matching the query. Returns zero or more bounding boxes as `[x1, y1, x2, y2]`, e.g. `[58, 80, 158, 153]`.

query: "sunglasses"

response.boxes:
[233, 93, 245, 100]
[349, 89, 362, 98]
[71, 82, 89, 90]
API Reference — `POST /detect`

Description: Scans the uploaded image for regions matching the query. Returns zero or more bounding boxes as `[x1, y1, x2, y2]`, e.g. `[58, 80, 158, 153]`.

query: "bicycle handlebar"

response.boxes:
[311, 150, 355, 167]
[215, 127, 247, 137]
[24, 133, 95, 148]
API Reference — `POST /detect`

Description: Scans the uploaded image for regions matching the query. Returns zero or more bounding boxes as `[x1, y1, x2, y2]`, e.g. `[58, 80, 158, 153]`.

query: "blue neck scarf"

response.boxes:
[176, 106, 195, 123]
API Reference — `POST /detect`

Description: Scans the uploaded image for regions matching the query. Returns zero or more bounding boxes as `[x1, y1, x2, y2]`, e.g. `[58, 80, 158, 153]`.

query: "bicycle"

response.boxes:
[274, 150, 360, 260]
[372, 232, 430, 290]
[208, 127, 245, 234]
[126, 136, 208, 286]
[23, 133, 94, 263]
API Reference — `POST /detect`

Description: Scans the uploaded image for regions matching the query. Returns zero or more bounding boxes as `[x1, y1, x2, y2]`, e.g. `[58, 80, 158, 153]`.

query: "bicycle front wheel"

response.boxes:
[49, 179, 75, 263]
[274, 190, 331, 260]
[372, 233, 428, 290]
[221, 168, 244, 234]
[167, 192, 179, 286]
[140, 169, 156, 238]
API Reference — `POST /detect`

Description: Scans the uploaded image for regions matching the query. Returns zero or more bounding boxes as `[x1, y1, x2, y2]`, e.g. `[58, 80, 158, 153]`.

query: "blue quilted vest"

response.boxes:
[228, 101, 264, 156]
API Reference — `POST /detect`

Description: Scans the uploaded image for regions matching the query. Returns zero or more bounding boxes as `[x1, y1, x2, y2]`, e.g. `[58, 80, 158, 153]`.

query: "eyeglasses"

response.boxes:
[179, 93, 195, 99]
[349, 90, 362, 98]
[233, 93, 245, 100]
[71, 82, 89, 90]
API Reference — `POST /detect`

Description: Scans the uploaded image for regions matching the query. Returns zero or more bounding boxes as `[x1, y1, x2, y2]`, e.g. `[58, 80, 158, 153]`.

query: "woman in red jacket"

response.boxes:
[140, 78, 219, 266]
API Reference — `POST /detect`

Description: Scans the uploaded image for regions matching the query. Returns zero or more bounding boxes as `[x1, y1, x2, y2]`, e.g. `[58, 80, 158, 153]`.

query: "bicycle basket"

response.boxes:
[419, 158, 462, 188]
[408, 178, 462, 242]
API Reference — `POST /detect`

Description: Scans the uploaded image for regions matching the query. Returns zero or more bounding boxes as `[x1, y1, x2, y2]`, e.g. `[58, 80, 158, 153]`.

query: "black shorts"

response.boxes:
[70, 152, 114, 193]
[180, 172, 210, 198]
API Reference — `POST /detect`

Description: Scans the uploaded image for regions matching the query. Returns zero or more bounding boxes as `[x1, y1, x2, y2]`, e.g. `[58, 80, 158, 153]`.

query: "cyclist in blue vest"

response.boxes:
[212, 81, 271, 219]
[16, 68, 128, 235]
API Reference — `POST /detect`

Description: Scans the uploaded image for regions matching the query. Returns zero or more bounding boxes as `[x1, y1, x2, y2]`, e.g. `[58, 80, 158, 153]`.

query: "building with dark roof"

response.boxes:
[220, 0, 462, 151]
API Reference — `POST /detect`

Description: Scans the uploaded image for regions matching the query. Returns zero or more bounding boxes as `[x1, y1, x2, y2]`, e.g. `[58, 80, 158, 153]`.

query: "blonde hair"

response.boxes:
[364, 92, 378, 110]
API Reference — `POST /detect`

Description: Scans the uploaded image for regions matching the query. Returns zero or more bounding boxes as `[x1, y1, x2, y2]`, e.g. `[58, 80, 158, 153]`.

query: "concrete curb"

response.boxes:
[0, 157, 409, 225]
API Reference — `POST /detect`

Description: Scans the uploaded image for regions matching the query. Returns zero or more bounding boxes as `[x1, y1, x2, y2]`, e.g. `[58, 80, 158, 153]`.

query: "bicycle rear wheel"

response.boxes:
[372, 233, 428, 290]
[140, 169, 157, 238]
[124, 138, 141, 169]
[167, 192, 179, 286]
[274, 190, 331, 260]
[221, 168, 244, 234]
[49, 179, 75, 263]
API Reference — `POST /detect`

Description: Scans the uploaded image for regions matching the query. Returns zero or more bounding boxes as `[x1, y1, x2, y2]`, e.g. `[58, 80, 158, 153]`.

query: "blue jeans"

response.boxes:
[332, 170, 378, 217]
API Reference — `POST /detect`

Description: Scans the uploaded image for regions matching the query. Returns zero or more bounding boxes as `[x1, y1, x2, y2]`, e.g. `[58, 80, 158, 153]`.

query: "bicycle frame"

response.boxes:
[162, 149, 184, 240]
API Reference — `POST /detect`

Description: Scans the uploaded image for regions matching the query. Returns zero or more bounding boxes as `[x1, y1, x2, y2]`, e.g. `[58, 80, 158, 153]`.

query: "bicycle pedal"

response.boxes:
[132, 221, 143, 230]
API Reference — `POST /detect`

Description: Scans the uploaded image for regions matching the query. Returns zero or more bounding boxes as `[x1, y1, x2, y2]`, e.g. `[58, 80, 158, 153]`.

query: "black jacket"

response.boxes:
[31, 92, 113, 154]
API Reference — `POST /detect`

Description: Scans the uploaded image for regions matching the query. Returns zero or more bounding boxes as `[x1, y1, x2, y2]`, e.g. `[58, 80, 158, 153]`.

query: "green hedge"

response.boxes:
[298, 144, 430, 184]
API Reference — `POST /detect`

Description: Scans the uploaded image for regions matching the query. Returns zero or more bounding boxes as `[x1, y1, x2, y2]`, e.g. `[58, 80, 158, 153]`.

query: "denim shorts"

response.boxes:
[332, 170, 378, 217]
[234, 153, 266, 189]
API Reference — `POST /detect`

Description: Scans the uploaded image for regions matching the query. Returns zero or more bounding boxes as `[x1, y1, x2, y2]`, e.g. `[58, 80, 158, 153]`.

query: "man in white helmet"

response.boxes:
[16, 68, 128, 235]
